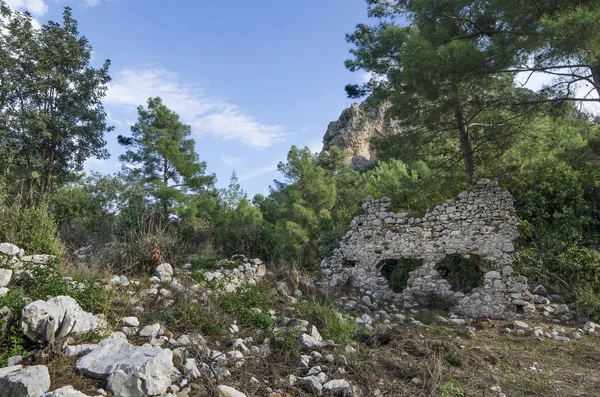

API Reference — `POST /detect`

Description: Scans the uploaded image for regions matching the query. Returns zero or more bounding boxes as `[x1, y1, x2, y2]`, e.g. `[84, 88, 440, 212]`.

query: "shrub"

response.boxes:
[0, 201, 66, 258]
[218, 284, 274, 329]
[145, 298, 225, 336]
[379, 258, 423, 293]
[12, 261, 104, 313]
[436, 255, 484, 294]
[575, 288, 600, 321]
[297, 296, 358, 344]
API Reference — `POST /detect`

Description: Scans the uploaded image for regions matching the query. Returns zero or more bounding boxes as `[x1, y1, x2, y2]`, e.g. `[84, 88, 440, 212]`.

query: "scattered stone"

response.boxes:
[215, 385, 247, 397]
[300, 333, 324, 349]
[0, 269, 12, 288]
[0, 365, 51, 397]
[532, 285, 548, 296]
[41, 386, 93, 396]
[553, 336, 570, 342]
[513, 321, 529, 330]
[138, 323, 161, 338]
[20, 296, 105, 342]
[120, 316, 140, 327]
[0, 243, 20, 256]
[75, 338, 173, 397]
[584, 322, 599, 334]
[323, 379, 352, 392]
[299, 376, 323, 395]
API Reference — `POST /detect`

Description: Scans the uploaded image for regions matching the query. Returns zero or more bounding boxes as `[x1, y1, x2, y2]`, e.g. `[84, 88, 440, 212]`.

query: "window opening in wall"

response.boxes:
[379, 258, 423, 293]
[435, 255, 484, 293]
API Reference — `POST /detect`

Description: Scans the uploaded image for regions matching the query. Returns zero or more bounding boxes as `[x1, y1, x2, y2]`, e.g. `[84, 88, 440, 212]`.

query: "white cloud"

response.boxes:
[239, 164, 278, 182]
[221, 155, 242, 168]
[5, 0, 48, 16]
[105, 68, 286, 148]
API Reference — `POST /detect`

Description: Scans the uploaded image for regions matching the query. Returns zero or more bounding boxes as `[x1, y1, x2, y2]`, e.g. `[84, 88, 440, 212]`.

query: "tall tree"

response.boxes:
[0, 3, 112, 203]
[118, 97, 215, 214]
[357, 1, 600, 104]
[268, 146, 337, 262]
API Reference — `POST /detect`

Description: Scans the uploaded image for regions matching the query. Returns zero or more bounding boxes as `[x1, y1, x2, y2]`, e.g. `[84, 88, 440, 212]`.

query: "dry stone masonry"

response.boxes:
[321, 179, 535, 318]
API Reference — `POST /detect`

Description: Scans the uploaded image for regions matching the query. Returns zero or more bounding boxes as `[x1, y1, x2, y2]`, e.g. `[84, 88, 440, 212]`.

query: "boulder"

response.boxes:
[41, 386, 93, 396]
[76, 338, 173, 397]
[20, 296, 105, 342]
[0, 365, 51, 397]
[155, 263, 173, 282]
[215, 385, 247, 397]
[0, 269, 12, 288]
[0, 243, 20, 256]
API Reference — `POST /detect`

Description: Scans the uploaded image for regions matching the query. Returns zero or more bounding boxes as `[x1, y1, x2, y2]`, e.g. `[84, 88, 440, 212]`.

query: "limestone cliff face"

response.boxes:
[321, 101, 401, 170]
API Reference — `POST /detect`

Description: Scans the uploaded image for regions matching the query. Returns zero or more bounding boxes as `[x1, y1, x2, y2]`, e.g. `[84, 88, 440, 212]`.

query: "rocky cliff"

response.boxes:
[321, 100, 402, 170]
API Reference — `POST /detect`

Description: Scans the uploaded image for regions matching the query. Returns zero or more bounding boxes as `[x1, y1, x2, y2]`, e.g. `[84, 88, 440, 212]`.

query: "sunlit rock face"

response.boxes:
[321, 100, 401, 170]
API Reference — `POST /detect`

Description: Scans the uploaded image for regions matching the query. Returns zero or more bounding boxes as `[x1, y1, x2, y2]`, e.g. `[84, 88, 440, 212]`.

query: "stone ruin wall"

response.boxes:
[321, 179, 535, 318]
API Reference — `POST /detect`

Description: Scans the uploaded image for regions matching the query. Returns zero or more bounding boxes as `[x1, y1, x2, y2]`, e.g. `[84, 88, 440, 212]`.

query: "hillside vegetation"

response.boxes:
[1, 0, 600, 396]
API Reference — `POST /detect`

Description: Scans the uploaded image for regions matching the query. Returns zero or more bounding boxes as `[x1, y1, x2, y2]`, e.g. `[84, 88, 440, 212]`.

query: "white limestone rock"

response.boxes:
[20, 296, 105, 342]
[215, 385, 247, 397]
[0, 269, 12, 288]
[0, 365, 51, 397]
[41, 386, 93, 396]
[76, 338, 173, 397]
[0, 243, 20, 256]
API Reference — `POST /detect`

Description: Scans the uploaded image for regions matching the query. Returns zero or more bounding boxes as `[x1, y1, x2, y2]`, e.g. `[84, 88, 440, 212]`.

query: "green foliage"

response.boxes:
[438, 377, 466, 397]
[266, 146, 338, 265]
[146, 298, 224, 336]
[118, 97, 215, 215]
[212, 192, 274, 259]
[13, 261, 104, 313]
[0, 4, 112, 203]
[436, 256, 484, 294]
[0, 323, 27, 367]
[379, 258, 423, 293]
[0, 200, 66, 258]
[297, 296, 358, 344]
[575, 288, 600, 322]
[50, 172, 131, 246]
[218, 284, 274, 329]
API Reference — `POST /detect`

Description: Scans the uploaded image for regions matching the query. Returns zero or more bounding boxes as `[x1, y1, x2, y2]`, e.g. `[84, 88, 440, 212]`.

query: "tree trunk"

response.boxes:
[591, 65, 600, 99]
[453, 107, 476, 184]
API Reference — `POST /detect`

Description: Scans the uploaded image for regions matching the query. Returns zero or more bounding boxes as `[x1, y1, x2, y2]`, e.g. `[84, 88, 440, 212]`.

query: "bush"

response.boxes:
[379, 258, 423, 293]
[145, 298, 225, 336]
[0, 201, 66, 258]
[436, 255, 484, 294]
[297, 296, 358, 344]
[218, 284, 275, 329]
[575, 288, 600, 321]
[11, 261, 104, 313]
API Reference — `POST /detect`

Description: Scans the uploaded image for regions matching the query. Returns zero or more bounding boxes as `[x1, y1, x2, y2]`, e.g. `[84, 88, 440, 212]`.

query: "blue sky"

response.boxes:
[7, 0, 373, 197]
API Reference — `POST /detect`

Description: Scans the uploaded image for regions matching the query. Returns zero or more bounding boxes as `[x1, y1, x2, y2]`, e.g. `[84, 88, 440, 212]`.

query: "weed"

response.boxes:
[297, 296, 358, 344]
[379, 258, 423, 293]
[436, 255, 484, 293]
[189, 252, 222, 271]
[440, 346, 462, 367]
[145, 298, 225, 336]
[14, 261, 105, 313]
[218, 284, 274, 329]
[438, 377, 466, 397]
